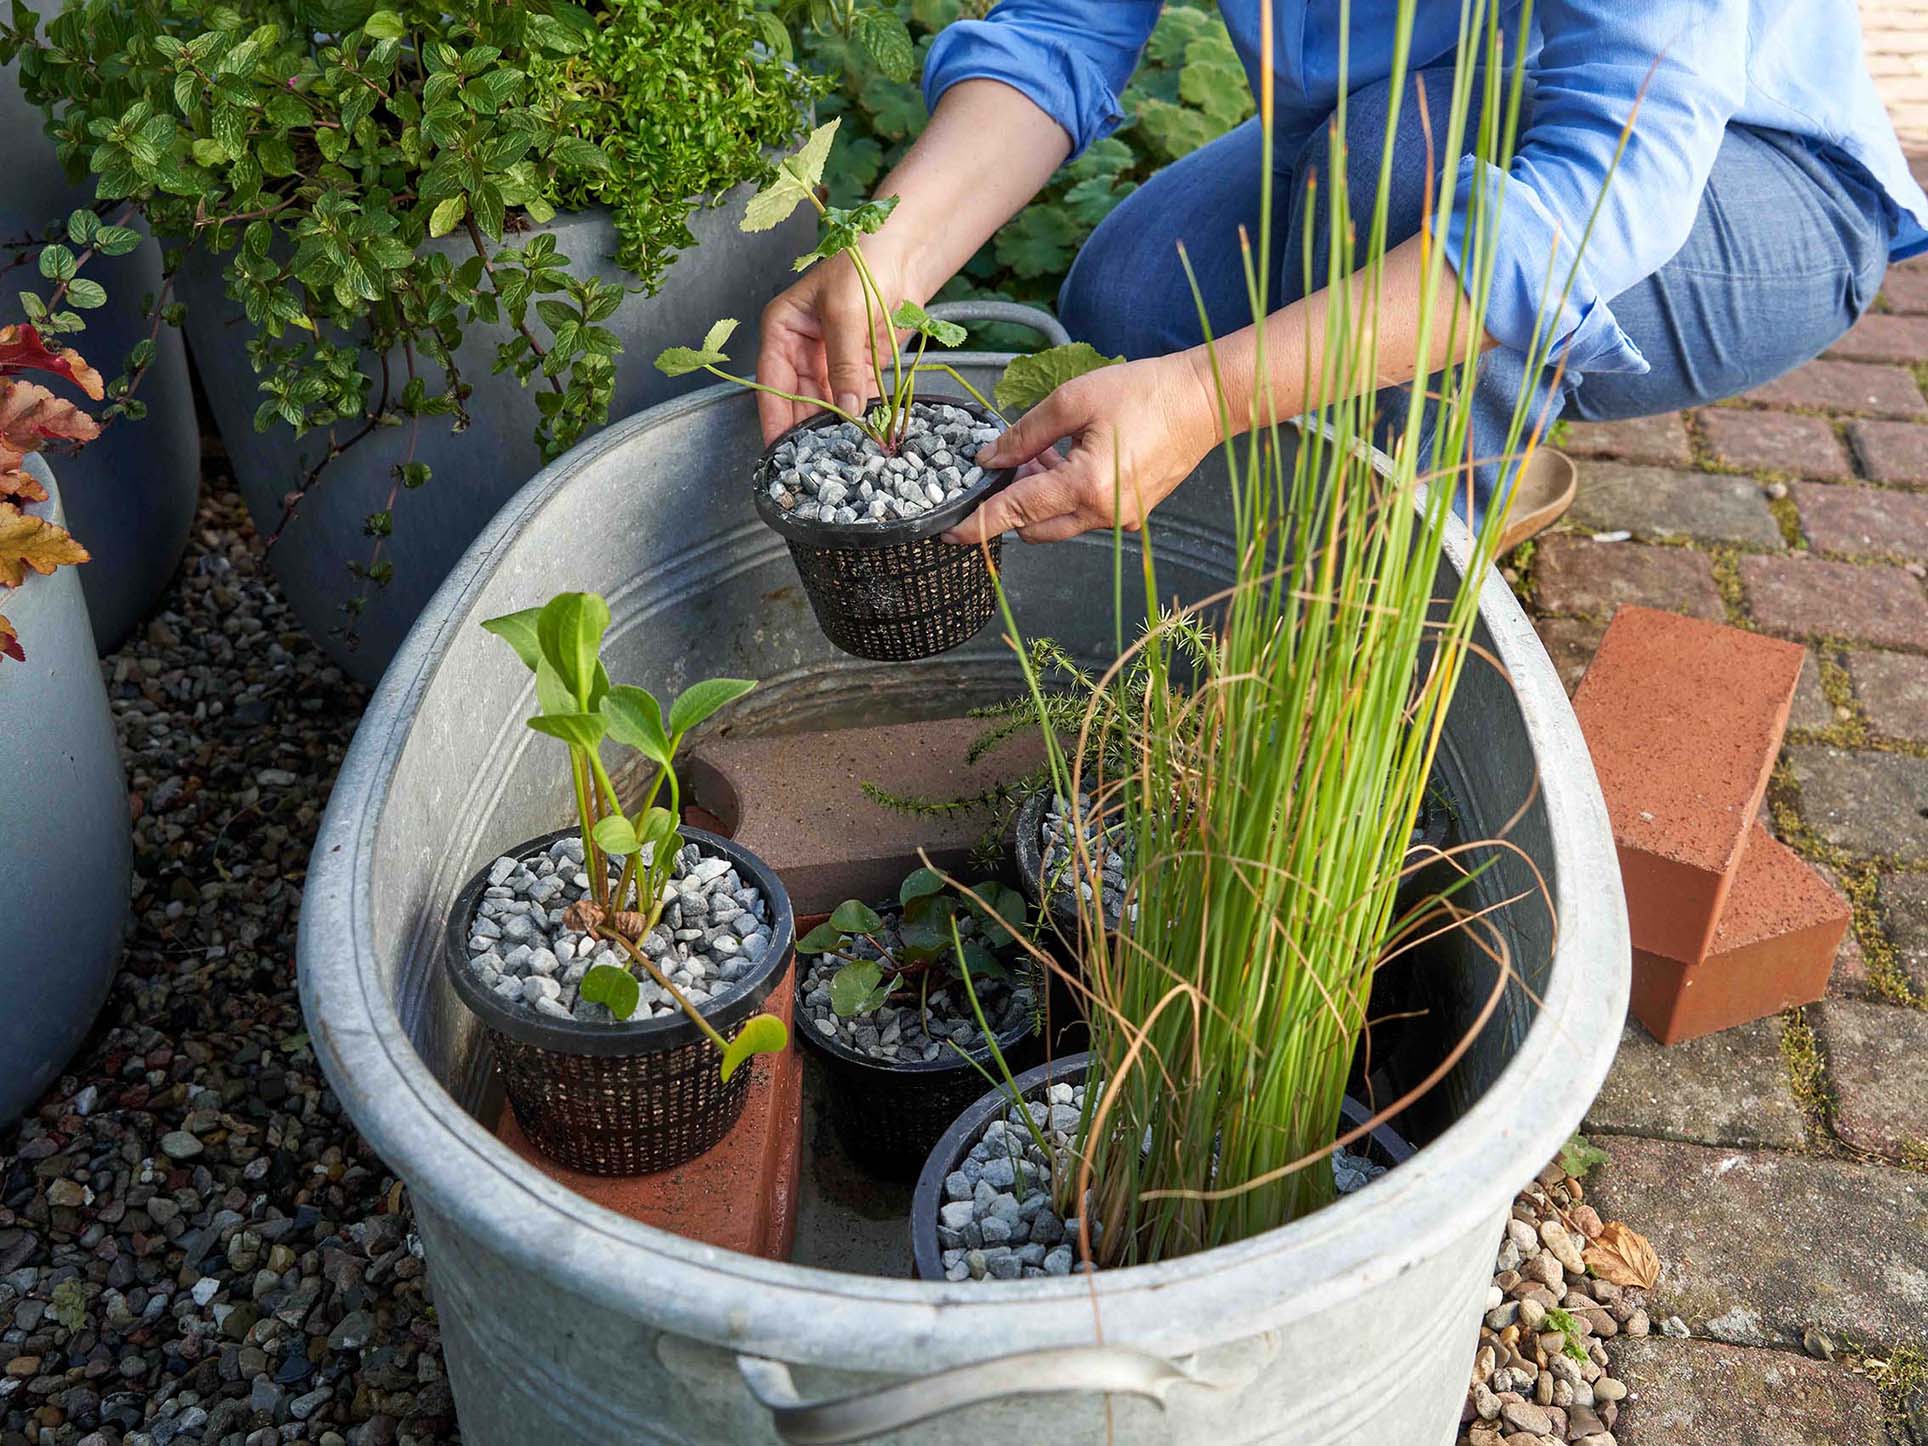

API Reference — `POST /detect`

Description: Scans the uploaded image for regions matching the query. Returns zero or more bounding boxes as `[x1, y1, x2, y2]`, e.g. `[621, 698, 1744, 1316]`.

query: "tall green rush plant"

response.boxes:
[994, 0, 1600, 1268]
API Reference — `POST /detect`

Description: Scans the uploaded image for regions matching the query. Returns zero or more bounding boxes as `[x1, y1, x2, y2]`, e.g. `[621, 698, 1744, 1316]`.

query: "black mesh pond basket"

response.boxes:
[753, 400, 1017, 662]
[444, 826, 795, 1176]
[794, 899, 1043, 1181]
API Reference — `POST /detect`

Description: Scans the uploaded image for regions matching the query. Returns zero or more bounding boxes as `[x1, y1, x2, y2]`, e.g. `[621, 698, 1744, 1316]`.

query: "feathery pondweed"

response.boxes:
[979, 0, 1615, 1267]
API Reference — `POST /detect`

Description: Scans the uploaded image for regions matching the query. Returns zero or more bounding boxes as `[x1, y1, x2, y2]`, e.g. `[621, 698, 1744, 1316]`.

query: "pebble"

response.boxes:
[2, 482, 459, 1444]
[1456, 1155, 1642, 1446]
[466, 837, 771, 1024]
[765, 402, 1001, 527]
[1038, 794, 1133, 926]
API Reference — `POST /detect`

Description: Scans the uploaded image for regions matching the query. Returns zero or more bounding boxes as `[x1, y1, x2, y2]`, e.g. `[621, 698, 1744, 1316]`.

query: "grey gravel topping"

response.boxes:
[767, 401, 1001, 526]
[1040, 794, 1132, 926]
[798, 911, 1034, 1064]
[1457, 1160, 1649, 1446]
[465, 838, 772, 1024]
[1, 482, 456, 1445]
[937, 1082, 1389, 1283]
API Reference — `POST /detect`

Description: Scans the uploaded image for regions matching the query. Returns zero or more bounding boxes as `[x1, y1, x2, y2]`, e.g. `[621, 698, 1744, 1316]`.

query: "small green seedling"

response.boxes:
[798, 867, 1028, 1023]
[481, 591, 786, 1080]
[656, 119, 1118, 455]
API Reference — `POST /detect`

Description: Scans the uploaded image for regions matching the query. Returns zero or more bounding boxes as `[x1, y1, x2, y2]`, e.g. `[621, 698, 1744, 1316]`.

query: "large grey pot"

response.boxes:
[298, 311, 1630, 1446]
[176, 193, 811, 684]
[3, 8, 201, 652]
[0, 455, 130, 1125]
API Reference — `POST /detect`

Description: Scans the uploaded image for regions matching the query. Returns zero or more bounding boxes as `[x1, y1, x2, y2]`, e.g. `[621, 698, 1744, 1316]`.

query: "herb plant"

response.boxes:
[4, 0, 813, 630]
[0, 208, 149, 663]
[800, 866, 1027, 1022]
[481, 590, 786, 1079]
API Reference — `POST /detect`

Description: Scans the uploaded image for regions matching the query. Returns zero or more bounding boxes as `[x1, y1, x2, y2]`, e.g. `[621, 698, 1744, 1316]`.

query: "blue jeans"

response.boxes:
[1059, 68, 1894, 515]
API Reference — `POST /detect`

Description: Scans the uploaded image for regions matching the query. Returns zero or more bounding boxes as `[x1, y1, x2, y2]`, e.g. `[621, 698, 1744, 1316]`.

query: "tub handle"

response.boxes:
[925, 300, 1072, 349]
[736, 1345, 1202, 1444]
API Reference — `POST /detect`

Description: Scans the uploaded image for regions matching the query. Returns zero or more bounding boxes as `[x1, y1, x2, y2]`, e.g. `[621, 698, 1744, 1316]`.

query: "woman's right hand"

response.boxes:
[755, 247, 919, 445]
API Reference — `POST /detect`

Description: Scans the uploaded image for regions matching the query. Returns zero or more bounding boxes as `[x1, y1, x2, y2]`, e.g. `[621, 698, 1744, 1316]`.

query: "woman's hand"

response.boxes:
[756, 247, 919, 445]
[944, 352, 1220, 545]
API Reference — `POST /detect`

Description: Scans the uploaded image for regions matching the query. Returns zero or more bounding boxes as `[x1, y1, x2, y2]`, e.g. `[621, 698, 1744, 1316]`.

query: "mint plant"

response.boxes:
[800, 867, 1027, 1024]
[481, 591, 785, 1079]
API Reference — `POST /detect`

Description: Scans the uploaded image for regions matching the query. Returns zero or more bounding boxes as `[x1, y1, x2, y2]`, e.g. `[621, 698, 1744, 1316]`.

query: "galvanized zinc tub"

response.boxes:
[300, 321, 1628, 1446]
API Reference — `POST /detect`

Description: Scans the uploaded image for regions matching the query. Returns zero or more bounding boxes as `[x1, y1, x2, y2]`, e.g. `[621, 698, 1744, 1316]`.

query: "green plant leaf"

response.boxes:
[362, 8, 405, 39]
[667, 676, 756, 738]
[592, 813, 640, 857]
[829, 959, 892, 1018]
[428, 195, 466, 238]
[534, 657, 577, 718]
[719, 1011, 788, 1082]
[899, 867, 945, 904]
[797, 921, 847, 954]
[828, 899, 883, 936]
[65, 278, 106, 310]
[638, 806, 681, 866]
[852, 8, 914, 83]
[742, 118, 838, 233]
[993, 342, 1126, 414]
[956, 938, 1008, 983]
[580, 963, 640, 1021]
[654, 317, 737, 376]
[535, 591, 609, 709]
[968, 883, 1027, 947]
[526, 711, 605, 750]
[600, 685, 671, 765]
[481, 606, 544, 670]
[1558, 1133, 1611, 1178]
[890, 300, 965, 348]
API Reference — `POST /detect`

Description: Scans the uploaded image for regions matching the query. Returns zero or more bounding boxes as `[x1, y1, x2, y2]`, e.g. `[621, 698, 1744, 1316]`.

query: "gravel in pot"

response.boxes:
[752, 397, 1017, 662]
[445, 824, 794, 1176]
[794, 874, 1042, 1182]
[910, 1052, 1414, 1282]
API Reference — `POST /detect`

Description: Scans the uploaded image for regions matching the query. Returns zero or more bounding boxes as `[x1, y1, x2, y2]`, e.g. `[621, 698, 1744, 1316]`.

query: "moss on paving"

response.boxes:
[1779, 1006, 1834, 1137]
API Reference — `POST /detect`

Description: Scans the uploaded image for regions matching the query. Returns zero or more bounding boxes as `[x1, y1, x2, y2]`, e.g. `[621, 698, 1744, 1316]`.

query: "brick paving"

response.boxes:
[1521, 21, 1928, 1423]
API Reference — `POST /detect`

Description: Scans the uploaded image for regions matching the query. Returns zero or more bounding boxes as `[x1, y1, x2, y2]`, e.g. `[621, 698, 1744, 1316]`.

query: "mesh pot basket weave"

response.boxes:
[795, 901, 1042, 1182]
[445, 825, 795, 1176]
[752, 399, 1017, 662]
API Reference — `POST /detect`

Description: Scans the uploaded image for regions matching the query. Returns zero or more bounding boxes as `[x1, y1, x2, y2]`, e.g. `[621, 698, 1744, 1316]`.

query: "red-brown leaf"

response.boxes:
[0, 324, 105, 400]
[0, 500, 89, 589]
[0, 611, 21, 663]
[1583, 1221, 1662, 1289]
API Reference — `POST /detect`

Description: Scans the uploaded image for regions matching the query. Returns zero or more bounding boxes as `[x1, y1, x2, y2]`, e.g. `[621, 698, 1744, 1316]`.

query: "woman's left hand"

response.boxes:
[943, 351, 1219, 545]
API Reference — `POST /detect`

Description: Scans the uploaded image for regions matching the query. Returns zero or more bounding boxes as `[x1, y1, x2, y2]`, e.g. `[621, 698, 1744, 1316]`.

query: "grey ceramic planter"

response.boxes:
[0, 455, 131, 1125]
[3, 5, 201, 652]
[177, 193, 811, 683]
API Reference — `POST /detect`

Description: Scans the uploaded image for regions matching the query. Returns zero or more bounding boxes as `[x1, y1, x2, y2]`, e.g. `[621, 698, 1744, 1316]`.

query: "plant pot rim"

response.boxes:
[907, 1050, 1418, 1281]
[751, 396, 1017, 552]
[793, 898, 1037, 1078]
[443, 823, 794, 1057]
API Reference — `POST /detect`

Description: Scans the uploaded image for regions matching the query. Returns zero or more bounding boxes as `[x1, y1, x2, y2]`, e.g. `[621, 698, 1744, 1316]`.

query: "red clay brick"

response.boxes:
[682, 719, 1043, 914]
[1696, 409, 1852, 479]
[1791, 482, 1928, 560]
[494, 964, 805, 1258]
[1878, 267, 1928, 313]
[1744, 359, 1928, 419]
[1532, 536, 1725, 621]
[1826, 311, 1928, 365]
[1739, 554, 1928, 650]
[1848, 418, 1928, 483]
[1573, 608, 1805, 966]
[1630, 825, 1851, 1045]
[1560, 414, 1693, 466]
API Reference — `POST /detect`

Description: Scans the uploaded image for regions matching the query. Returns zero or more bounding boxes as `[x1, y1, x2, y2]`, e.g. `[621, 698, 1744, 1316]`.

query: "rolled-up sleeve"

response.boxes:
[921, 1, 1161, 158]
[1440, 0, 1750, 376]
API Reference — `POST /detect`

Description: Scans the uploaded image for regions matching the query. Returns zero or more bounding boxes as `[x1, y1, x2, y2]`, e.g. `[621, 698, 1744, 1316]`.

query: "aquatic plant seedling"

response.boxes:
[800, 867, 1028, 1025]
[481, 590, 787, 1079]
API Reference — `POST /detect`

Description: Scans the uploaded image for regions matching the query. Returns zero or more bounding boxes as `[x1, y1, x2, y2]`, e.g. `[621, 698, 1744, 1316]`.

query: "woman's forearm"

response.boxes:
[1178, 234, 1498, 445]
[866, 79, 1074, 299]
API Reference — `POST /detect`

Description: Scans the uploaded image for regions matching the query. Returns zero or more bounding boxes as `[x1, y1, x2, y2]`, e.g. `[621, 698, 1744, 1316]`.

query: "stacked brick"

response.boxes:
[1572, 607, 1852, 1043]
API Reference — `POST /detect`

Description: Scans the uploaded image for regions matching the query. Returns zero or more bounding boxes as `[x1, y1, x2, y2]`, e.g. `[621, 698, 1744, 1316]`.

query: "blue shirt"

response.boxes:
[924, 1, 1928, 376]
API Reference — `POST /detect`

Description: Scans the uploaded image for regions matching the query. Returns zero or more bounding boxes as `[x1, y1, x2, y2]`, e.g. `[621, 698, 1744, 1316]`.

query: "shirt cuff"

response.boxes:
[921, 19, 1129, 158]
[1437, 155, 1651, 379]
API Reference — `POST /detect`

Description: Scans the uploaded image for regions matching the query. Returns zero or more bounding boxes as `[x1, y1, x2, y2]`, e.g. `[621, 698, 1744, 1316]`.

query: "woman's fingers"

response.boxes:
[975, 384, 1083, 471]
[943, 452, 1097, 545]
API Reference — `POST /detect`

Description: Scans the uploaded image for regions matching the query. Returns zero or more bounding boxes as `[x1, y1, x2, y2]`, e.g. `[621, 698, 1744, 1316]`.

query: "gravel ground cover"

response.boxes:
[0, 472, 456, 1446]
[765, 401, 999, 525]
